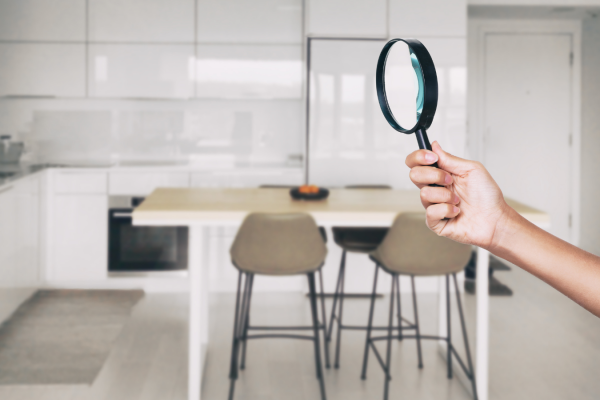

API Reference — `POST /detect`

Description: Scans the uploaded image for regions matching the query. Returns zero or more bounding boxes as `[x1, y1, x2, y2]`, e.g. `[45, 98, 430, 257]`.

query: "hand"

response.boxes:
[405, 141, 513, 250]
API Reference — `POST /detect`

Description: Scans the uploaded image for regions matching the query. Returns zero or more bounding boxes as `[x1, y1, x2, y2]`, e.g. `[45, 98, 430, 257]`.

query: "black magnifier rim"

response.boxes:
[376, 38, 439, 134]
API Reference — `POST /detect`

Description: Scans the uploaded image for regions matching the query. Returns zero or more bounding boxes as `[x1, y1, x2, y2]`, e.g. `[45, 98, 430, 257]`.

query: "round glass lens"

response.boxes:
[383, 41, 425, 131]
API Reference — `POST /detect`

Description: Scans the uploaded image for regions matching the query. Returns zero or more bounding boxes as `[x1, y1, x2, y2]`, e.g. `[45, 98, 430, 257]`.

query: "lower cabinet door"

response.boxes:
[52, 194, 107, 281]
[0, 185, 17, 285]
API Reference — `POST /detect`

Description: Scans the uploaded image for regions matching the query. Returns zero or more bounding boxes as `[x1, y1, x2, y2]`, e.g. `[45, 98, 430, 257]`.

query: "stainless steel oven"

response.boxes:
[108, 196, 188, 272]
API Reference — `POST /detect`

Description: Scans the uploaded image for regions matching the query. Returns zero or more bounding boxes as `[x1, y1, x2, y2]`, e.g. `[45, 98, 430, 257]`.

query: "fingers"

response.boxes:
[431, 141, 473, 176]
[426, 203, 460, 227]
[405, 149, 438, 168]
[409, 166, 453, 188]
[420, 186, 460, 208]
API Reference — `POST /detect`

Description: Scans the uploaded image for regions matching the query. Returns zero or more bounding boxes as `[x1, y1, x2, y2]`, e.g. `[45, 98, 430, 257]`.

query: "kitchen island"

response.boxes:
[133, 187, 550, 400]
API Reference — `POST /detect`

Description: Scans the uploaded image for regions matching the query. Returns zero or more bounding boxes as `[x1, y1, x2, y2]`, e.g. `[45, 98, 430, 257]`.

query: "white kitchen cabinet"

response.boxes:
[197, 0, 302, 44]
[0, 44, 86, 97]
[307, 0, 386, 37]
[14, 175, 41, 285]
[55, 171, 108, 194]
[195, 44, 303, 99]
[88, 44, 194, 99]
[109, 171, 190, 195]
[0, 184, 17, 286]
[0, 175, 41, 287]
[389, 0, 467, 37]
[88, 0, 194, 43]
[51, 194, 108, 282]
[0, 0, 85, 41]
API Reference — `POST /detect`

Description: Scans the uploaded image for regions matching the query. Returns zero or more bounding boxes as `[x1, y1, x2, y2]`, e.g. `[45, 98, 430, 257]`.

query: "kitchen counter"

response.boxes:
[0, 161, 303, 191]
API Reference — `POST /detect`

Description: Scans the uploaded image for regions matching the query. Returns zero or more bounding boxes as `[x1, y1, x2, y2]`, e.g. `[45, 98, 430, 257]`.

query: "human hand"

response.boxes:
[405, 141, 514, 250]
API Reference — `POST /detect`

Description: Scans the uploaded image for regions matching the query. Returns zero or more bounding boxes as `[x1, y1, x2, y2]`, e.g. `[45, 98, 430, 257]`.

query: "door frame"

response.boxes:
[468, 19, 582, 245]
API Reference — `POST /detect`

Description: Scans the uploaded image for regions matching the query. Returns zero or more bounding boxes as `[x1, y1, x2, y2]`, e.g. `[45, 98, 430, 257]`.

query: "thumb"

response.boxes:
[431, 141, 471, 175]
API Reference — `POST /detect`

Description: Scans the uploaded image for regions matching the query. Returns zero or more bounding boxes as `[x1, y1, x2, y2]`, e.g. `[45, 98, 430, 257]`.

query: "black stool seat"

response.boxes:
[332, 227, 389, 253]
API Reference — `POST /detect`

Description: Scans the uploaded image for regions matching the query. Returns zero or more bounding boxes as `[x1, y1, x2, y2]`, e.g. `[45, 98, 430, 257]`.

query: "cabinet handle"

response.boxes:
[0, 185, 14, 195]
[113, 212, 133, 218]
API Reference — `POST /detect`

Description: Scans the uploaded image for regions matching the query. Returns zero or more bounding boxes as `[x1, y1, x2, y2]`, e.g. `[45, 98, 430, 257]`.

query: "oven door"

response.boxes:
[109, 208, 188, 272]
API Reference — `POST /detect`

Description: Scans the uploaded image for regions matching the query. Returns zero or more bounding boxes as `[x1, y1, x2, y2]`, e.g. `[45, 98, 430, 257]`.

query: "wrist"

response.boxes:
[487, 202, 523, 254]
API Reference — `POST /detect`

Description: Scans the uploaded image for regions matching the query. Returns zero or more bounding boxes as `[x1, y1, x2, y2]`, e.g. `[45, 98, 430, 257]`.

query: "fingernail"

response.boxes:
[445, 174, 452, 184]
[453, 194, 460, 203]
[453, 206, 460, 213]
[425, 152, 438, 163]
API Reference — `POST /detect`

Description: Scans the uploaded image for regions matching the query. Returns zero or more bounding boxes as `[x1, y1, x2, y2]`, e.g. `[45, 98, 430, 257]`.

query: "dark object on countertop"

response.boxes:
[290, 186, 329, 201]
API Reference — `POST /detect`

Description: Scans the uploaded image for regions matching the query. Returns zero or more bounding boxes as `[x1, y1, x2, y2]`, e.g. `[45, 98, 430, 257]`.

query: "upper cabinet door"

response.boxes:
[0, 44, 86, 97]
[88, 44, 194, 99]
[307, 0, 386, 37]
[0, 0, 85, 41]
[389, 0, 466, 37]
[195, 44, 302, 99]
[89, 0, 195, 43]
[197, 0, 302, 44]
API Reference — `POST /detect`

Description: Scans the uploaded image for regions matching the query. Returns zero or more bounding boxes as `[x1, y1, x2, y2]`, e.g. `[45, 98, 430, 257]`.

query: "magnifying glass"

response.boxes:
[376, 38, 439, 167]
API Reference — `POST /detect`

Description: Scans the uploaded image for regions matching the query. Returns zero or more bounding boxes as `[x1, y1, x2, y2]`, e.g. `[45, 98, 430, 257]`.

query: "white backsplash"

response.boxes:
[0, 98, 304, 167]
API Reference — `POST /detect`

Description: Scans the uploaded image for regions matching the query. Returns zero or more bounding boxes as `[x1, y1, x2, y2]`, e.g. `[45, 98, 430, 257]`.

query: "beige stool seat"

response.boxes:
[227, 212, 329, 400]
[369, 213, 471, 276]
[230, 212, 327, 276]
[361, 213, 478, 400]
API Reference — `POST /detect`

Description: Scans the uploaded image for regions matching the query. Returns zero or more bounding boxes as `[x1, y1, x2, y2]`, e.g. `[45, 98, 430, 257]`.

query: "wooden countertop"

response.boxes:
[133, 188, 550, 227]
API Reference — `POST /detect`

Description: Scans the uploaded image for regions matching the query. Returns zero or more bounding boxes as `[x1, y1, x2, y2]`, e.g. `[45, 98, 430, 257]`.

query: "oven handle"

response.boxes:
[112, 212, 133, 218]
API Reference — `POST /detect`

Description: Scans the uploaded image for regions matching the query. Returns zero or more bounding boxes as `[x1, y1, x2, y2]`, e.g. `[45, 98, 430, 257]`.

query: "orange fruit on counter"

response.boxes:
[299, 185, 320, 194]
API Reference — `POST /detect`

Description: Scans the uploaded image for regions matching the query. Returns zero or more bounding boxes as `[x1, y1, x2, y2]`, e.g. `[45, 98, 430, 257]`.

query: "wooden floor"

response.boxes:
[0, 265, 599, 400]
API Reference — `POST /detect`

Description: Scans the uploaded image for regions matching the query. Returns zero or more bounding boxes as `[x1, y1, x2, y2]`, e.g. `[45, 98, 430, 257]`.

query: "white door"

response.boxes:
[483, 33, 572, 241]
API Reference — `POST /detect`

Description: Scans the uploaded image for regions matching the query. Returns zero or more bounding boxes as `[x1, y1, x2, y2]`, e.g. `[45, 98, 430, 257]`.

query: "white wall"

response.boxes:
[580, 18, 600, 255]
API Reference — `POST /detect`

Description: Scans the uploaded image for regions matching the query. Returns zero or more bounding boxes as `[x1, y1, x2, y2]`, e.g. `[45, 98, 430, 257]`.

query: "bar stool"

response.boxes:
[228, 212, 329, 400]
[327, 185, 392, 368]
[361, 213, 478, 400]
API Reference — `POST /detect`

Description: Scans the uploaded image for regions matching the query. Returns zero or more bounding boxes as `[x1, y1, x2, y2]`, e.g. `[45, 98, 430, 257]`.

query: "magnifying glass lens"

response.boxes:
[383, 41, 425, 131]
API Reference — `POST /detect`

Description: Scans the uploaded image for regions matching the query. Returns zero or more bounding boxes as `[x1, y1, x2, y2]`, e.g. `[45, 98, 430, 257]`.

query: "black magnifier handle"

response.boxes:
[415, 128, 444, 187]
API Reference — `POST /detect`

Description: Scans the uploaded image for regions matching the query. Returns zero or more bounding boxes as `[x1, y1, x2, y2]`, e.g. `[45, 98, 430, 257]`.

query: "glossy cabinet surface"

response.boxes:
[197, 0, 302, 44]
[55, 171, 108, 194]
[88, 44, 195, 99]
[0, 175, 40, 287]
[0, 44, 86, 97]
[0, 0, 85, 41]
[51, 194, 108, 281]
[88, 0, 194, 43]
[195, 44, 302, 99]
[307, 0, 386, 37]
[0, 184, 17, 285]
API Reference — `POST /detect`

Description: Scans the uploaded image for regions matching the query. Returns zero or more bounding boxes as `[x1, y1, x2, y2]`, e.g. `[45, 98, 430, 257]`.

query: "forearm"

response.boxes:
[490, 207, 600, 318]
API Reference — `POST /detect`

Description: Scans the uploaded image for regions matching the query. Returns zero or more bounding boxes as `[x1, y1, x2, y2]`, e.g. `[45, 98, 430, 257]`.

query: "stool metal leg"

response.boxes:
[446, 274, 453, 379]
[361, 264, 380, 380]
[240, 273, 254, 370]
[327, 250, 345, 342]
[333, 257, 346, 368]
[411, 275, 423, 369]
[318, 269, 331, 368]
[452, 273, 478, 400]
[228, 272, 247, 400]
[396, 275, 403, 341]
[308, 272, 327, 400]
[383, 273, 396, 400]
